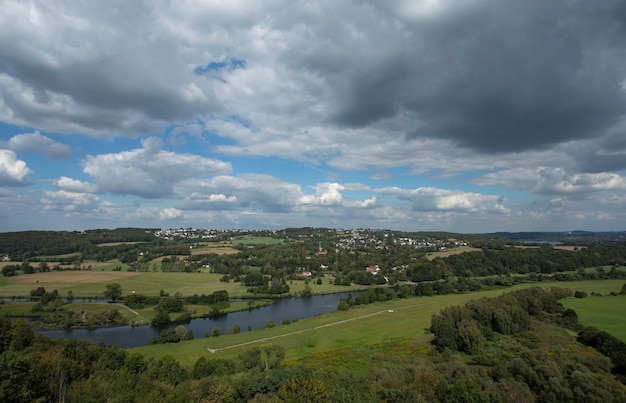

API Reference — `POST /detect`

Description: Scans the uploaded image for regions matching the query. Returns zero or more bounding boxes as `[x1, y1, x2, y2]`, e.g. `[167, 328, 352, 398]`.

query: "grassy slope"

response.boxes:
[128, 280, 626, 368]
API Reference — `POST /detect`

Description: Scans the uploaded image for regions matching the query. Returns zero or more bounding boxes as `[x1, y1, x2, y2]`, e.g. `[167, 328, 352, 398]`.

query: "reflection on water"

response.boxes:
[40, 292, 356, 348]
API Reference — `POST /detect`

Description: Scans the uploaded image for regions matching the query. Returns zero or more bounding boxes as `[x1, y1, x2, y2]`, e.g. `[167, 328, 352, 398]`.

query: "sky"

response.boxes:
[1, 0, 626, 233]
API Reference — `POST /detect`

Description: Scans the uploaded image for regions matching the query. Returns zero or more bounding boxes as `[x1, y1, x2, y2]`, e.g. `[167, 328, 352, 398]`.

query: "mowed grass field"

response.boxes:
[231, 236, 283, 245]
[129, 280, 626, 368]
[561, 294, 626, 342]
[0, 270, 364, 298]
[190, 241, 240, 255]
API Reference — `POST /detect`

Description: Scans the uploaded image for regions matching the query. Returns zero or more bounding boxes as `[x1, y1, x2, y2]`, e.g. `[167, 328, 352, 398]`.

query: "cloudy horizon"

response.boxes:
[1, 0, 626, 233]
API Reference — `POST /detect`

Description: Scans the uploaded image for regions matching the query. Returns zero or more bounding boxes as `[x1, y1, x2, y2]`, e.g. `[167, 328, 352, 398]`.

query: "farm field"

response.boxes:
[0, 270, 363, 298]
[129, 280, 626, 367]
[561, 293, 626, 342]
[425, 245, 482, 260]
[532, 279, 625, 295]
[0, 261, 127, 271]
[231, 236, 283, 245]
[190, 241, 240, 255]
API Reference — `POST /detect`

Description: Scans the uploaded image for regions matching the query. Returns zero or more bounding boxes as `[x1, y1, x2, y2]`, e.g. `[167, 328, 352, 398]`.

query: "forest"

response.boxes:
[2, 228, 626, 400]
[2, 286, 626, 402]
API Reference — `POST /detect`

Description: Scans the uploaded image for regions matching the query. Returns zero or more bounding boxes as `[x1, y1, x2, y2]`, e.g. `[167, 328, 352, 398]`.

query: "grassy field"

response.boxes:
[0, 270, 364, 299]
[1, 261, 128, 272]
[531, 279, 625, 295]
[0, 298, 274, 327]
[129, 291, 494, 367]
[190, 242, 240, 255]
[561, 294, 626, 342]
[425, 246, 482, 260]
[96, 242, 146, 247]
[231, 236, 283, 245]
[129, 280, 626, 367]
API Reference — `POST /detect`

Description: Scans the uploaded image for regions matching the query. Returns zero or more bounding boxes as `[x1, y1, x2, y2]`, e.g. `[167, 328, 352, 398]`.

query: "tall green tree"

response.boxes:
[104, 283, 122, 301]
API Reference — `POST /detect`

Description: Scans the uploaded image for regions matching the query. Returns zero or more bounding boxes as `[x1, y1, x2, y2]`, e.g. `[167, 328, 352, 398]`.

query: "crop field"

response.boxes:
[0, 270, 363, 298]
[96, 242, 146, 247]
[130, 280, 626, 367]
[425, 246, 482, 260]
[0, 261, 126, 272]
[231, 236, 283, 245]
[190, 241, 240, 255]
[1, 271, 140, 296]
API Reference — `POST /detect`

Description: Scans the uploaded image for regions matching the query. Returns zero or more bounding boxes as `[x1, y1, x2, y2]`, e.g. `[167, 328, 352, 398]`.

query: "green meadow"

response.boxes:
[129, 280, 626, 368]
[231, 236, 283, 245]
[561, 294, 626, 342]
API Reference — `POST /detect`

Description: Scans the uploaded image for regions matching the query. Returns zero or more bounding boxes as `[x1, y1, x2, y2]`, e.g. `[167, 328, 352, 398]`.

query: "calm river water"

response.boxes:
[40, 292, 355, 348]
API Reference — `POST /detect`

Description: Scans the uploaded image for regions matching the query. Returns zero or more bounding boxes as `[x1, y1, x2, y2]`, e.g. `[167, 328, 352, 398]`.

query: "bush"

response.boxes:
[574, 291, 587, 298]
[151, 310, 171, 327]
[158, 296, 183, 313]
[30, 287, 46, 297]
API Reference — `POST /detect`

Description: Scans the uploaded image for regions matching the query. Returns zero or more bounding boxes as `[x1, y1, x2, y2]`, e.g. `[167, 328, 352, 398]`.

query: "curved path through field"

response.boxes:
[206, 301, 437, 354]
[115, 303, 146, 325]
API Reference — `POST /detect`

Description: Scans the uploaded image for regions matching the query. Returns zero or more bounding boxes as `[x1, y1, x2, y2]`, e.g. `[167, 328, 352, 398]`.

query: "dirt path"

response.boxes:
[115, 303, 146, 325]
[206, 302, 435, 354]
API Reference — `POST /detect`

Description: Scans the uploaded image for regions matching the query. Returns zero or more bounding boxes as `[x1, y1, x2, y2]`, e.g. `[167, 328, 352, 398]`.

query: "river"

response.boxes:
[40, 292, 355, 348]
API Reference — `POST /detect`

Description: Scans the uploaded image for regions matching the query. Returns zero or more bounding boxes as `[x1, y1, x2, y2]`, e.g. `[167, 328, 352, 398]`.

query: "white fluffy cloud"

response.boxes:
[83, 137, 231, 198]
[476, 167, 626, 196]
[531, 169, 626, 195]
[176, 174, 302, 213]
[378, 186, 505, 213]
[299, 183, 344, 206]
[0, 149, 32, 186]
[40, 190, 100, 212]
[160, 208, 183, 220]
[53, 176, 95, 193]
[5, 131, 71, 159]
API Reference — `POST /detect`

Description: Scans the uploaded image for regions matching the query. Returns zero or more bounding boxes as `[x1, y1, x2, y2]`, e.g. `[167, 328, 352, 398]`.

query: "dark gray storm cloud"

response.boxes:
[305, 0, 626, 154]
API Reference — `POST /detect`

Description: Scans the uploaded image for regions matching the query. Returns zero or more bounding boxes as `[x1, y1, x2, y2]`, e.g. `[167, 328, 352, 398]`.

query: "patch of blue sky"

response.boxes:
[0, 121, 27, 136]
[194, 57, 247, 81]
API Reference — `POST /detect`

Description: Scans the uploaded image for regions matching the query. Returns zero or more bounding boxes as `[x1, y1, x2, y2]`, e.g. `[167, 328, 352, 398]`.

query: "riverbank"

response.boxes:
[0, 298, 278, 331]
[130, 280, 626, 367]
[38, 292, 358, 347]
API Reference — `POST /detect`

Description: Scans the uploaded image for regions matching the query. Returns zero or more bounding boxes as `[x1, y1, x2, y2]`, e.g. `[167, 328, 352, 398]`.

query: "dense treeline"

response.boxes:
[198, 243, 626, 288]
[429, 287, 626, 401]
[408, 246, 626, 282]
[0, 228, 157, 260]
[493, 230, 626, 245]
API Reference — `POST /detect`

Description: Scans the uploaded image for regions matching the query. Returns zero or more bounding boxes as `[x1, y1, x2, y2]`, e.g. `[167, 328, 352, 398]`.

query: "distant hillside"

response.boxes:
[0, 228, 158, 260]
[490, 231, 626, 244]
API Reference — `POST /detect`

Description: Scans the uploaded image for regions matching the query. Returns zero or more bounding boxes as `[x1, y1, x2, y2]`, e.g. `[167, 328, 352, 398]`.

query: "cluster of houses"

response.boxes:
[154, 228, 272, 240]
[334, 229, 468, 252]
